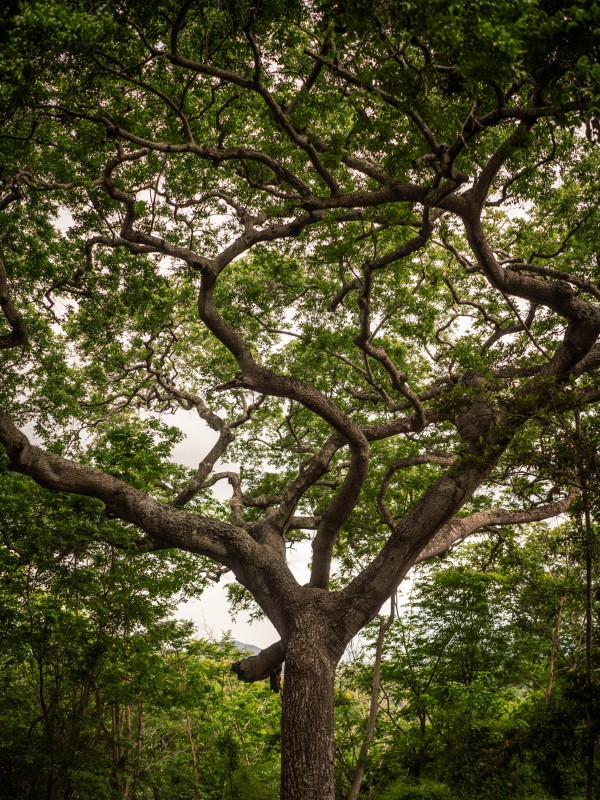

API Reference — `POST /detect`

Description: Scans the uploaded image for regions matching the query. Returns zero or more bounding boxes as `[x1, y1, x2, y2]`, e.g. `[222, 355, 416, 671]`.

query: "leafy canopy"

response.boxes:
[0, 0, 599, 642]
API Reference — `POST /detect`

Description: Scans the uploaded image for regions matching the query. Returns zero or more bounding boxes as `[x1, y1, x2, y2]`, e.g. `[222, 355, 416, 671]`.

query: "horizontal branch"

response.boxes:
[415, 487, 578, 563]
[0, 409, 246, 563]
[54, 106, 311, 198]
[231, 640, 285, 692]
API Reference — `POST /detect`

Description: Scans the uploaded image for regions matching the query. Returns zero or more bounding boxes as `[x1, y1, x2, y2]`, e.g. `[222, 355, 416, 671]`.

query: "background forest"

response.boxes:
[1, 457, 598, 800]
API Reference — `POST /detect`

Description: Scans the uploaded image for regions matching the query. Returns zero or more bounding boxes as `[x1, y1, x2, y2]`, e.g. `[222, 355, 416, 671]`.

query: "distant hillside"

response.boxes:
[233, 640, 261, 655]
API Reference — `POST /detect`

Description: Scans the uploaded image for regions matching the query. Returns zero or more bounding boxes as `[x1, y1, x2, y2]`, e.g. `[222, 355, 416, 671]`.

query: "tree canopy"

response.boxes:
[1, 2, 599, 798]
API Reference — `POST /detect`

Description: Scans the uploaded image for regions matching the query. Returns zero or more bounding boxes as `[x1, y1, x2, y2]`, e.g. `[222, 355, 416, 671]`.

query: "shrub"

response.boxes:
[373, 779, 453, 800]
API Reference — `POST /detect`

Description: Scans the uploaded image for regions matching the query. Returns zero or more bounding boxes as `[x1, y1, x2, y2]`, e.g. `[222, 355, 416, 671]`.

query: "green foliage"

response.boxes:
[0, 539, 281, 800]
[0, 450, 282, 799]
[373, 779, 453, 800]
[343, 522, 600, 800]
[1, 0, 599, 578]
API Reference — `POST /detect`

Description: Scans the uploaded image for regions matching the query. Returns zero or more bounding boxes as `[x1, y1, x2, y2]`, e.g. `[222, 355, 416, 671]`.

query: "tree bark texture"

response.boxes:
[280, 636, 339, 800]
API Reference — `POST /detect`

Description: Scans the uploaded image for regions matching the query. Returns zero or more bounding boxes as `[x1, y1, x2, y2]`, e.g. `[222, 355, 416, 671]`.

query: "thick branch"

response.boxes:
[415, 487, 579, 563]
[464, 217, 600, 330]
[0, 410, 245, 563]
[231, 640, 285, 691]
[300, 181, 469, 216]
[341, 457, 500, 634]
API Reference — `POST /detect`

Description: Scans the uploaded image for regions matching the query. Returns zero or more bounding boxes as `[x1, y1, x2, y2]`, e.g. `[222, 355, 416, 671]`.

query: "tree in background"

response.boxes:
[0, 2, 599, 797]
[338, 512, 598, 800]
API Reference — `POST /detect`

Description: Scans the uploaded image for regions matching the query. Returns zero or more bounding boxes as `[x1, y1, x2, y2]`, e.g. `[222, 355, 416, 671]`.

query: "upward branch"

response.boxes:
[198, 268, 369, 587]
[0, 257, 28, 350]
[416, 487, 579, 563]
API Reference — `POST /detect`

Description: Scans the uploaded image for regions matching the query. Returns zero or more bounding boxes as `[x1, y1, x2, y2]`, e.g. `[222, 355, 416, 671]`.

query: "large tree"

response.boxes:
[1, 1, 599, 797]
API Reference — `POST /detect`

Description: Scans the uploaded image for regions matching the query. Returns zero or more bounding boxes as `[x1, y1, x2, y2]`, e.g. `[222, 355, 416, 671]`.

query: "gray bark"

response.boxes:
[280, 630, 341, 800]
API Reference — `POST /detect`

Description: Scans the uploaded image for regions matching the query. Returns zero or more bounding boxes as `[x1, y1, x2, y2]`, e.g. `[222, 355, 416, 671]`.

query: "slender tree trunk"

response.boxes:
[177, 652, 201, 800]
[124, 704, 132, 799]
[545, 593, 565, 706]
[546, 538, 569, 706]
[576, 412, 596, 800]
[573, 619, 586, 671]
[111, 705, 124, 796]
[583, 508, 595, 800]
[131, 703, 143, 800]
[280, 633, 340, 800]
[184, 708, 200, 800]
[348, 599, 396, 800]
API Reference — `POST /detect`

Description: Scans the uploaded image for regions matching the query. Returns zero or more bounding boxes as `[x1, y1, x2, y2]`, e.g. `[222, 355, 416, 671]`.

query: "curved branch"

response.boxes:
[471, 122, 532, 208]
[199, 269, 370, 588]
[352, 226, 434, 428]
[415, 486, 579, 563]
[464, 217, 600, 345]
[0, 409, 246, 563]
[530, 206, 597, 261]
[266, 434, 342, 530]
[171, 428, 234, 508]
[511, 262, 600, 303]
[53, 106, 311, 198]
[377, 453, 457, 529]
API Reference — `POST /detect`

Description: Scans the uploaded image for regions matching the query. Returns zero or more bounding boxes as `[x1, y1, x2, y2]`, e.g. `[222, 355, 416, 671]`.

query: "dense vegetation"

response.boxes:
[337, 522, 599, 800]
[1, 475, 597, 799]
[1, 1, 599, 797]
[0, 467, 282, 800]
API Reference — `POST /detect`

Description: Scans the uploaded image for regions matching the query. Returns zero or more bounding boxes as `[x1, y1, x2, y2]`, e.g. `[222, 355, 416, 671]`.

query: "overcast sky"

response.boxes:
[170, 406, 314, 649]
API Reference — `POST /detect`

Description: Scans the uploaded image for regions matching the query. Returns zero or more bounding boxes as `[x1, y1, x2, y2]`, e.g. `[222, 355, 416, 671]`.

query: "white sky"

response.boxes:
[170, 407, 306, 649]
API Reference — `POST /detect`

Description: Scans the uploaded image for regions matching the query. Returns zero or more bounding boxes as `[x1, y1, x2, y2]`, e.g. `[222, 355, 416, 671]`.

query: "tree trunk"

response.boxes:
[545, 591, 565, 705]
[583, 510, 595, 800]
[184, 708, 200, 800]
[348, 599, 396, 800]
[280, 635, 340, 800]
